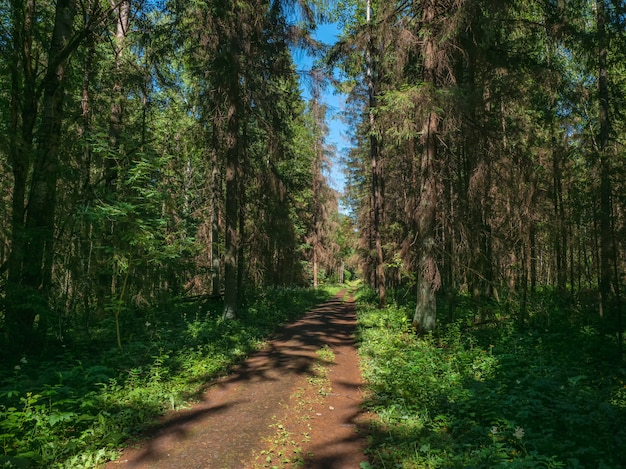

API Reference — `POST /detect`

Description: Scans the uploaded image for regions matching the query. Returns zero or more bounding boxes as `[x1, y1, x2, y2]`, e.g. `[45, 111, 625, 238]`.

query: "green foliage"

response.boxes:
[0, 287, 335, 468]
[356, 286, 626, 468]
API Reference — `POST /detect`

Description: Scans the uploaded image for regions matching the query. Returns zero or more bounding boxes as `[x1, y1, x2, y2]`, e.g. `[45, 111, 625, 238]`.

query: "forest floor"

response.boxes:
[104, 290, 371, 469]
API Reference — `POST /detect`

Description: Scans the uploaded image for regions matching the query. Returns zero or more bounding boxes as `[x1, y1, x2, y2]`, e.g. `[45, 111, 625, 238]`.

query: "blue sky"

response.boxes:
[291, 22, 349, 196]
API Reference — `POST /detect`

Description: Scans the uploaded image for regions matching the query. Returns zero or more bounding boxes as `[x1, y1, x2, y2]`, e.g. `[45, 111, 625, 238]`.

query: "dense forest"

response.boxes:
[0, 0, 349, 356]
[335, 0, 625, 334]
[1, 0, 625, 467]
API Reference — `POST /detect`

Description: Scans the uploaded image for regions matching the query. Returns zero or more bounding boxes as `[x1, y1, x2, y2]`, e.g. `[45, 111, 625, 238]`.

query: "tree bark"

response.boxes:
[311, 94, 322, 289]
[7, 0, 37, 289]
[552, 142, 567, 292]
[210, 142, 221, 296]
[8, 0, 77, 347]
[96, 0, 131, 316]
[413, 0, 441, 333]
[413, 111, 440, 333]
[222, 38, 241, 320]
[5, 0, 38, 350]
[366, 0, 386, 307]
[237, 150, 246, 305]
[597, 0, 613, 307]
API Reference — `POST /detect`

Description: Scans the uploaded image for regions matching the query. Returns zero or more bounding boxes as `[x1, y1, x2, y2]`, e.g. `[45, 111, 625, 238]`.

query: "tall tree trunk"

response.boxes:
[311, 94, 322, 289]
[366, 0, 386, 307]
[237, 137, 246, 304]
[109, 0, 129, 161]
[236, 199, 245, 303]
[7, 0, 36, 284]
[519, 238, 529, 328]
[222, 52, 241, 320]
[413, 0, 441, 333]
[552, 143, 568, 292]
[96, 0, 130, 315]
[597, 0, 613, 309]
[210, 142, 221, 296]
[312, 240, 319, 288]
[5, 0, 38, 350]
[10, 0, 77, 348]
[79, 31, 96, 323]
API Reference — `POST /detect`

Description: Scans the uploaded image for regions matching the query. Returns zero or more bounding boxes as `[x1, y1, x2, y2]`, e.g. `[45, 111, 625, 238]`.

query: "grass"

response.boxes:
[0, 286, 341, 468]
[355, 287, 626, 468]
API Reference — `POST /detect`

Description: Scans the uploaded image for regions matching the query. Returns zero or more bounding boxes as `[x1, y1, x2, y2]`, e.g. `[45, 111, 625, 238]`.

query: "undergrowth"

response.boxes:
[0, 286, 340, 468]
[356, 287, 626, 468]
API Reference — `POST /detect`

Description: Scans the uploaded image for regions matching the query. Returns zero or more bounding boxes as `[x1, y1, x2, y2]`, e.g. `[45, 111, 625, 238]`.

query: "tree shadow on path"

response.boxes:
[106, 291, 370, 469]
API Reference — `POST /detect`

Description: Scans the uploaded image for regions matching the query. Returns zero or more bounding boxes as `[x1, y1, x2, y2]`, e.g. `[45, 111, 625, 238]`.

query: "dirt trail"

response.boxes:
[106, 291, 370, 469]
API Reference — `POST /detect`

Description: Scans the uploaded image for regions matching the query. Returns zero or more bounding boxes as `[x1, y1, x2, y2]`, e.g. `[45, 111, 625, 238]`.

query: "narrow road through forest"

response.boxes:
[106, 290, 370, 469]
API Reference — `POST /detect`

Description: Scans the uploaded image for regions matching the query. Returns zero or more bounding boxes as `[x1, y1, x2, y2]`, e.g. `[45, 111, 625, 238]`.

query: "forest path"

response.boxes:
[106, 290, 370, 469]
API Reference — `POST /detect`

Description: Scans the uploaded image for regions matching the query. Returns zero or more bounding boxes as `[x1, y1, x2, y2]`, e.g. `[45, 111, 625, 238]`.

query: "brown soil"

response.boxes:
[105, 290, 370, 469]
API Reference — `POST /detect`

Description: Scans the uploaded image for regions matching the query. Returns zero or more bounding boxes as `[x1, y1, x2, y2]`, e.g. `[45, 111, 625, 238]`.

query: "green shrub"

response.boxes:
[0, 286, 335, 468]
[356, 286, 626, 468]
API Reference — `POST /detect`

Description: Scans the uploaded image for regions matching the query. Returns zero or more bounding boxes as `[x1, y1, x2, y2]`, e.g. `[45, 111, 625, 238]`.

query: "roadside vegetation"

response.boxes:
[356, 286, 626, 468]
[0, 287, 339, 468]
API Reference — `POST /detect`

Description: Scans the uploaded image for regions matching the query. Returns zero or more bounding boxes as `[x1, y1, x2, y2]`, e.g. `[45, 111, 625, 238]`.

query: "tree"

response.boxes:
[0, 0, 340, 355]
[412, 0, 443, 333]
[330, 0, 626, 336]
[366, 0, 386, 306]
[5, 0, 80, 350]
[596, 0, 614, 314]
